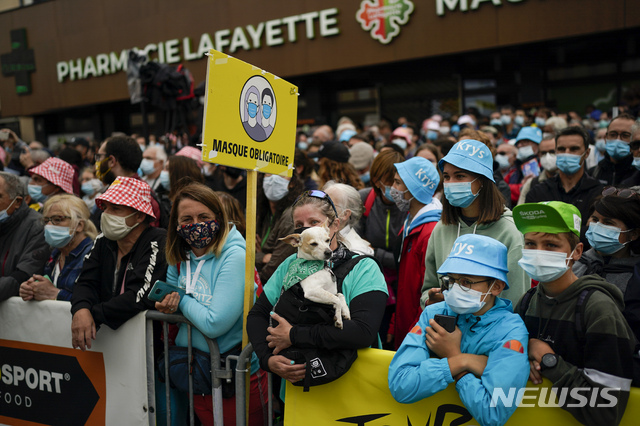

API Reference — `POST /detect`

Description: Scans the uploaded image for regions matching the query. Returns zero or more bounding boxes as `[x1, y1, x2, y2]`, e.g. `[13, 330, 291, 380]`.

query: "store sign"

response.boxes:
[1, 28, 36, 95]
[56, 8, 339, 83]
[436, 0, 525, 16]
[201, 49, 297, 176]
[356, 0, 414, 45]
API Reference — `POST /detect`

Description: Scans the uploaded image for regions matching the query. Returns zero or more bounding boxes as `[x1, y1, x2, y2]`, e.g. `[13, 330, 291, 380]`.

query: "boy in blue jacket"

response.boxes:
[389, 234, 529, 426]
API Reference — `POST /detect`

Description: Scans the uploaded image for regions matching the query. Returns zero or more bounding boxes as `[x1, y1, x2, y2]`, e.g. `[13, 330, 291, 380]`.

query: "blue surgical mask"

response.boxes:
[518, 249, 573, 283]
[501, 115, 512, 125]
[556, 153, 583, 175]
[427, 130, 438, 140]
[81, 181, 96, 197]
[595, 139, 606, 153]
[444, 179, 480, 208]
[490, 119, 502, 127]
[262, 104, 272, 119]
[535, 117, 546, 127]
[45, 224, 73, 248]
[247, 102, 258, 118]
[517, 145, 535, 161]
[515, 116, 525, 126]
[298, 141, 309, 151]
[383, 185, 394, 203]
[28, 184, 47, 203]
[360, 172, 370, 184]
[443, 282, 494, 315]
[633, 157, 640, 171]
[392, 139, 407, 151]
[586, 222, 632, 255]
[495, 154, 511, 170]
[605, 140, 631, 160]
[0, 198, 17, 223]
[160, 170, 170, 190]
[140, 158, 156, 176]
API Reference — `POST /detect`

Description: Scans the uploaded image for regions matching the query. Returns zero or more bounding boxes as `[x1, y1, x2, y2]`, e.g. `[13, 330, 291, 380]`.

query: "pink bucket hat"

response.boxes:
[176, 146, 204, 168]
[29, 158, 75, 194]
[95, 176, 155, 218]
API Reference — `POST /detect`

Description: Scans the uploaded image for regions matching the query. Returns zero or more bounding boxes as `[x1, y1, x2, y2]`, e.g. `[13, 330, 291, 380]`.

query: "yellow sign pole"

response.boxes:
[242, 169, 257, 348]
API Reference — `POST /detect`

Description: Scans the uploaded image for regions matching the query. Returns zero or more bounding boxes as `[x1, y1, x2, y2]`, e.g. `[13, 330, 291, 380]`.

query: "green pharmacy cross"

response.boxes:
[1, 28, 36, 95]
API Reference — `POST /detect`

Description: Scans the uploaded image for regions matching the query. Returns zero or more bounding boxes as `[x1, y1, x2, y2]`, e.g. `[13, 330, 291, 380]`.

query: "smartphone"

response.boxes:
[434, 314, 456, 333]
[148, 280, 185, 302]
[521, 158, 540, 177]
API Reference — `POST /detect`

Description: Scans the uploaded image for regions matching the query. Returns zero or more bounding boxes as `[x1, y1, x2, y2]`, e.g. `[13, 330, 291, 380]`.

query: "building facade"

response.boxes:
[1, 0, 639, 143]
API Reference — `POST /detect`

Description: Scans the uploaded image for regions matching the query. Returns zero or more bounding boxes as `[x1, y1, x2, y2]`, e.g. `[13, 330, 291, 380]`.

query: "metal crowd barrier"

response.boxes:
[145, 311, 255, 426]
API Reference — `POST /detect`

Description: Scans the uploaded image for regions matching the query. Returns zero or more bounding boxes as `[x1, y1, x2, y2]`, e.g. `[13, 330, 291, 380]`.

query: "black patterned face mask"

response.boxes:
[176, 220, 220, 249]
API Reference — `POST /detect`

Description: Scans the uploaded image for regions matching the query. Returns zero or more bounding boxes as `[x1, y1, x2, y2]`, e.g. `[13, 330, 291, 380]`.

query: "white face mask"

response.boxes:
[443, 282, 495, 315]
[518, 249, 574, 283]
[263, 175, 289, 201]
[539, 153, 557, 172]
[101, 211, 140, 241]
[517, 145, 536, 161]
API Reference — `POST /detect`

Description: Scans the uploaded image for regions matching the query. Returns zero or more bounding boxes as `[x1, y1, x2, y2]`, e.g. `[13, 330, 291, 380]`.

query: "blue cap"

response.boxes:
[438, 139, 495, 182]
[437, 234, 509, 288]
[516, 126, 542, 144]
[394, 157, 440, 204]
[339, 129, 357, 143]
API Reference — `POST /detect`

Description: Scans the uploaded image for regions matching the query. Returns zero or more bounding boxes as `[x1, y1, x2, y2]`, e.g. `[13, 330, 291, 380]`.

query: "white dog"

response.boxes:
[280, 223, 351, 329]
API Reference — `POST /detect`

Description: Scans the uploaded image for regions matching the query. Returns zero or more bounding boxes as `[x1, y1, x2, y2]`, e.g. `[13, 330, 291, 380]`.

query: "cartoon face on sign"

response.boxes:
[240, 76, 277, 142]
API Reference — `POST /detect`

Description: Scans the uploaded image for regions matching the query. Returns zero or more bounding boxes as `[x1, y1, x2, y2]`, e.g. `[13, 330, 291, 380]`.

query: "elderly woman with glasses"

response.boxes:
[389, 234, 529, 426]
[19, 194, 98, 301]
[247, 189, 387, 392]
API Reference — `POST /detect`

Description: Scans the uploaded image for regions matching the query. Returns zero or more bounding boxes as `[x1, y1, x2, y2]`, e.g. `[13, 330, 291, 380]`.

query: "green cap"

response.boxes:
[513, 201, 582, 237]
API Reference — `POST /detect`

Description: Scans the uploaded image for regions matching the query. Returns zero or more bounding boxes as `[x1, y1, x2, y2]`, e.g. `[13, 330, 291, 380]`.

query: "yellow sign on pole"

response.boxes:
[201, 49, 298, 176]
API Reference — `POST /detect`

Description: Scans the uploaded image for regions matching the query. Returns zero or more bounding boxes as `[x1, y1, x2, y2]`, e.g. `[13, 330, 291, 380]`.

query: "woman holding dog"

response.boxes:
[247, 190, 388, 393]
[155, 182, 266, 426]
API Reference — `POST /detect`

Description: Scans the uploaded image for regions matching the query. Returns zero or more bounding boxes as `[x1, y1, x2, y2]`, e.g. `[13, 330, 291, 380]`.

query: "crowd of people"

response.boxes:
[0, 101, 639, 426]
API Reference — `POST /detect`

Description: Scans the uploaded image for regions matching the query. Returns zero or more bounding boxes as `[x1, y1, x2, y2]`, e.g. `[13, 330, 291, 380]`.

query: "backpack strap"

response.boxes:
[363, 188, 376, 218]
[332, 254, 381, 293]
[518, 286, 538, 322]
[575, 288, 597, 335]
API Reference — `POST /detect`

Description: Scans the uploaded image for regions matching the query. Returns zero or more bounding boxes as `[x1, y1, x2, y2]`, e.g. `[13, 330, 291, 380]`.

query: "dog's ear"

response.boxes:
[279, 234, 302, 247]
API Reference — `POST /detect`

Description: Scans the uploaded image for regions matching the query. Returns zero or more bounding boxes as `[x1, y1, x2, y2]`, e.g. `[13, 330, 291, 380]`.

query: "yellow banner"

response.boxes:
[285, 348, 640, 425]
[201, 49, 298, 176]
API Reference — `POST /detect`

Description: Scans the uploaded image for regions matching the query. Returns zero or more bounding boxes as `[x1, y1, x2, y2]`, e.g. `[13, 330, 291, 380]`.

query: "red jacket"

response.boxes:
[391, 220, 437, 349]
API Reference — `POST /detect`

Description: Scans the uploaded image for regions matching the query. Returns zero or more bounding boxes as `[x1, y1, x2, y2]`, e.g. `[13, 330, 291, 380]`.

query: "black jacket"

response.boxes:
[588, 154, 635, 186]
[525, 171, 603, 225]
[620, 170, 640, 188]
[71, 226, 167, 330]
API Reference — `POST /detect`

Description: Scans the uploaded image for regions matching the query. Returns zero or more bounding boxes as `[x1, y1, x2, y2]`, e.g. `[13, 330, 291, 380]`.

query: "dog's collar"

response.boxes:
[282, 258, 325, 291]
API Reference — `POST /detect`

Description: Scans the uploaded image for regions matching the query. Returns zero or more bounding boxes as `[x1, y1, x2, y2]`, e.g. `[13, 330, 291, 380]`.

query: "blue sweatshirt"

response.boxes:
[388, 298, 529, 426]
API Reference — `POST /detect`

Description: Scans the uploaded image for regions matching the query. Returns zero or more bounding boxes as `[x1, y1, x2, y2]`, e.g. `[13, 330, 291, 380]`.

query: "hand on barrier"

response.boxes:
[19, 278, 35, 301]
[268, 355, 306, 383]
[527, 338, 553, 385]
[155, 291, 181, 314]
[29, 274, 59, 300]
[71, 308, 96, 351]
[267, 312, 293, 355]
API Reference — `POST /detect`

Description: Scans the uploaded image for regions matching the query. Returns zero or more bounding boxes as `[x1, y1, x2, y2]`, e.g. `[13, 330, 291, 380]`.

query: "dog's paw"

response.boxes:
[334, 317, 343, 329]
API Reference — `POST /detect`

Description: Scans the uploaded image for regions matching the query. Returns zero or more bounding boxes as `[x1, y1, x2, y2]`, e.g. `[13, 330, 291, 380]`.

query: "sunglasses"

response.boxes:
[602, 186, 638, 199]
[292, 190, 338, 218]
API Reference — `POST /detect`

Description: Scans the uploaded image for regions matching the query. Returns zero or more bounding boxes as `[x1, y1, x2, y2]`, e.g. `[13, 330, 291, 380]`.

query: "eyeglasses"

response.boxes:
[292, 190, 338, 218]
[42, 215, 72, 225]
[440, 275, 495, 291]
[606, 131, 632, 142]
[94, 153, 107, 162]
[602, 186, 638, 199]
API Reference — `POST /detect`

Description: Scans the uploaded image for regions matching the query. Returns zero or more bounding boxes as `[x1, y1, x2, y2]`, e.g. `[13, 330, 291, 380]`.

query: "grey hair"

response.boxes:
[31, 149, 51, 164]
[631, 119, 640, 136]
[323, 181, 364, 227]
[0, 172, 26, 199]
[149, 144, 167, 163]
